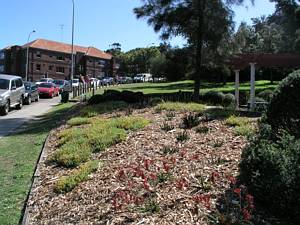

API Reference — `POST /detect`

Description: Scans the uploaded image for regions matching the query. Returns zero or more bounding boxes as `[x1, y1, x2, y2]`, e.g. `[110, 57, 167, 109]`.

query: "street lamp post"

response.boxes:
[70, 0, 75, 83]
[25, 30, 36, 81]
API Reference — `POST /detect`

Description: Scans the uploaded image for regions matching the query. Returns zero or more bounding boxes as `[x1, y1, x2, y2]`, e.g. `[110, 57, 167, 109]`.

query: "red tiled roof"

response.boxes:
[22, 39, 112, 60]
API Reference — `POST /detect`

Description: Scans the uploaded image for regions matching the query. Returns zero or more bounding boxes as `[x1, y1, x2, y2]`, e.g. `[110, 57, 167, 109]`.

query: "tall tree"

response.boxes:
[134, 0, 253, 100]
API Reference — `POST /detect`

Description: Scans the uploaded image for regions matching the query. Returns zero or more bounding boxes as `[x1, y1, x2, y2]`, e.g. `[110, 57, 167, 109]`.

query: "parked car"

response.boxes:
[133, 73, 152, 82]
[53, 79, 70, 93]
[0, 74, 25, 115]
[24, 82, 39, 104]
[38, 82, 59, 98]
[35, 78, 54, 86]
[90, 78, 101, 87]
[72, 79, 80, 87]
[101, 77, 114, 85]
[117, 76, 132, 84]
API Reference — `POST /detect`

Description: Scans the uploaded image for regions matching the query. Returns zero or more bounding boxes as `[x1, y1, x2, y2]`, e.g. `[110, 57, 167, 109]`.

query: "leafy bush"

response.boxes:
[155, 102, 205, 113]
[88, 94, 105, 105]
[257, 89, 274, 102]
[182, 113, 200, 129]
[67, 117, 91, 127]
[120, 90, 144, 103]
[149, 97, 164, 106]
[266, 70, 300, 138]
[225, 115, 249, 127]
[240, 126, 300, 219]
[203, 91, 225, 105]
[54, 160, 99, 193]
[222, 93, 235, 107]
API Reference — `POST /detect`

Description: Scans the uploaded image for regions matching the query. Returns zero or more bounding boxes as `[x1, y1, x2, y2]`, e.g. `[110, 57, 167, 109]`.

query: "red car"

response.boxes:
[38, 82, 59, 98]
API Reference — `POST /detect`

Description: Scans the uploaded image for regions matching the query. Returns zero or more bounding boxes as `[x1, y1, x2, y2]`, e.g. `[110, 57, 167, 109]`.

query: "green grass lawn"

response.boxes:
[0, 103, 75, 225]
[89, 80, 278, 97]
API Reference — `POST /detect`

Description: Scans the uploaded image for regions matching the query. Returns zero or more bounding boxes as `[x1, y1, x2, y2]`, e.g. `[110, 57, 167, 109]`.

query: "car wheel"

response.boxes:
[27, 96, 32, 105]
[16, 97, 23, 110]
[0, 100, 10, 116]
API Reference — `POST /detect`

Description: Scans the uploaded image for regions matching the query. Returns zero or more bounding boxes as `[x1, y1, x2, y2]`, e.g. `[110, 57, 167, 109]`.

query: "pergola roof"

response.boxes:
[229, 53, 300, 70]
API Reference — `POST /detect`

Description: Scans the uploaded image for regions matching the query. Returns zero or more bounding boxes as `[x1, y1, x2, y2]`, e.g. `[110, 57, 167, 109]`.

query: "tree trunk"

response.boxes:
[193, 0, 206, 101]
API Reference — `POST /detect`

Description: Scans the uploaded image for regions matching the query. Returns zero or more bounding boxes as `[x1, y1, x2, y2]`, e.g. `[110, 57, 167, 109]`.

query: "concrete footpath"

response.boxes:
[0, 97, 60, 138]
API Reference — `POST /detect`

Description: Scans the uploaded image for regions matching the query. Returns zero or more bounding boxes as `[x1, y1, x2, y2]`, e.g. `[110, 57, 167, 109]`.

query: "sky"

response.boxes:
[0, 0, 276, 52]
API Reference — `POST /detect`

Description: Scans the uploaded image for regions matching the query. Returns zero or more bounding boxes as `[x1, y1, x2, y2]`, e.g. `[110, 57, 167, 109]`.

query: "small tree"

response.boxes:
[134, 0, 253, 100]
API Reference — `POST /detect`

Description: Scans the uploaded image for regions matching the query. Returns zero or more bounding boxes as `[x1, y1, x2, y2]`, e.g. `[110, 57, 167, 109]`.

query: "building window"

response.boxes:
[56, 67, 65, 74]
[0, 65, 4, 72]
[49, 65, 54, 71]
[57, 55, 65, 61]
[98, 60, 106, 66]
[36, 51, 41, 58]
[0, 52, 4, 60]
[36, 64, 41, 71]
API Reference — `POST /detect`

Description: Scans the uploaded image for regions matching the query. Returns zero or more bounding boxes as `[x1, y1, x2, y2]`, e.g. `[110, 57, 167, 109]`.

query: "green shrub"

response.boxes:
[182, 113, 200, 129]
[155, 102, 205, 113]
[67, 117, 91, 127]
[222, 93, 235, 107]
[149, 97, 164, 106]
[195, 126, 210, 134]
[204, 108, 235, 120]
[225, 115, 249, 127]
[203, 91, 225, 105]
[233, 124, 254, 137]
[176, 131, 189, 142]
[86, 125, 127, 152]
[81, 101, 128, 117]
[266, 70, 300, 138]
[54, 160, 99, 193]
[88, 94, 105, 105]
[52, 140, 91, 168]
[120, 90, 144, 103]
[240, 126, 300, 219]
[257, 89, 274, 102]
[110, 116, 150, 131]
[160, 122, 175, 132]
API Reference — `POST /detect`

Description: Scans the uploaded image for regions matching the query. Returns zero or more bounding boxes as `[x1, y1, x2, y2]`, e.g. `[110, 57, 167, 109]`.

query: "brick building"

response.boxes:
[0, 39, 119, 81]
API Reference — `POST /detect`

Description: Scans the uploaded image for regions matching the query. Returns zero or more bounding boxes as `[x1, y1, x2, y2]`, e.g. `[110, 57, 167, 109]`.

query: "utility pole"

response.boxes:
[71, 0, 75, 82]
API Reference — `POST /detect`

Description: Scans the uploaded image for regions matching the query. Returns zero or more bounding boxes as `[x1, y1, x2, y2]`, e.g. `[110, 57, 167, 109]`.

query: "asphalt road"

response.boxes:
[0, 96, 61, 138]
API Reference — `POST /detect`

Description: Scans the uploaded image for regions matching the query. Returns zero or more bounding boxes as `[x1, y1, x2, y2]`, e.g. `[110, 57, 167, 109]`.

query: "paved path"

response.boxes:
[0, 96, 60, 138]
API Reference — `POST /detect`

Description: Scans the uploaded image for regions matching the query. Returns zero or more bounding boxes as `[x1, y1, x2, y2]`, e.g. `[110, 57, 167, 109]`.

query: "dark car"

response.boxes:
[24, 82, 39, 104]
[53, 80, 70, 93]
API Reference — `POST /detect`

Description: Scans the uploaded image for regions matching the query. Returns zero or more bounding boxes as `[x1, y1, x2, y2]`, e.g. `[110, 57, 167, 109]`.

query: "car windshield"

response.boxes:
[39, 83, 53, 88]
[0, 79, 9, 90]
[24, 83, 31, 90]
[54, 80, 64, 85]
[39, 79, 48, 82]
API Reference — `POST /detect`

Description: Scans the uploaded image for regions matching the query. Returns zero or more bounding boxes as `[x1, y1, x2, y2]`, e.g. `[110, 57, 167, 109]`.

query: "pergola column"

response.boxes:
[234, 69, 240, 109]
[249, 63, 256, 111]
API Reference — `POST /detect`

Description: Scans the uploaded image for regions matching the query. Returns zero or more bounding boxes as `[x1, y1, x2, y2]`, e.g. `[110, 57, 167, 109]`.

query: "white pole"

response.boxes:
[249, 63, 256, 111]
[71, 0, 75, 83]
[25, 30, 35, 81]
[234, 69, 240, 109]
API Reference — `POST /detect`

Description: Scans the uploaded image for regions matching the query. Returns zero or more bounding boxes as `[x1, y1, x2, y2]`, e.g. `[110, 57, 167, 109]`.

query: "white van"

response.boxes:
[133, 73, 152, 82]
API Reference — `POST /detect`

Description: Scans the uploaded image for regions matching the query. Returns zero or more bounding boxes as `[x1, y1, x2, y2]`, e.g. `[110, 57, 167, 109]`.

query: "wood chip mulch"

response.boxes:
[27, 108, 248, 225]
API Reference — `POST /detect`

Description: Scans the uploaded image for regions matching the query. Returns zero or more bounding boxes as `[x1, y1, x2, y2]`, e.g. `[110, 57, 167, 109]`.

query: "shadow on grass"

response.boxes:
[15, 103, 79, 136]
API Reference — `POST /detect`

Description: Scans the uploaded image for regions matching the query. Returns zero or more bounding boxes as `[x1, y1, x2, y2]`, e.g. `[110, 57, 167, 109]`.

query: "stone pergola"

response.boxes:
[229, 53, 300, 111]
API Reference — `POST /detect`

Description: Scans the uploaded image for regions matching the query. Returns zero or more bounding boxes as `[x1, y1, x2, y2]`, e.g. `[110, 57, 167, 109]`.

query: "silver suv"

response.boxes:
[0, 74, 25, 115]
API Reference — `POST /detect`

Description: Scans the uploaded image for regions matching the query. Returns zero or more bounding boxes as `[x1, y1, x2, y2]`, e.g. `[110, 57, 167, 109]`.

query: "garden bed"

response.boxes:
[26, 103, 254, 224]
